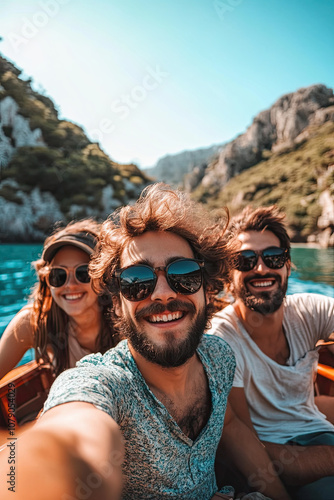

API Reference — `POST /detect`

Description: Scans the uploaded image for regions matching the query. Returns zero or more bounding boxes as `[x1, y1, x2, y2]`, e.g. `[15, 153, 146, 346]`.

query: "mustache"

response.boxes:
[244, 273, 282, 285]
[135, 299, 196, 321]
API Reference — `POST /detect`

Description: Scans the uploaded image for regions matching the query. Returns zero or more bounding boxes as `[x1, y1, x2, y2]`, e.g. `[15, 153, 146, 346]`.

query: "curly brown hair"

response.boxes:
[90, 183, 230, 323]
[30, 219, 117, 376]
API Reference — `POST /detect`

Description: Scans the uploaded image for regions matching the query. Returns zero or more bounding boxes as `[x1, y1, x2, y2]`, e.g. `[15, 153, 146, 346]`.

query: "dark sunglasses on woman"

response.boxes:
[114, 258, 204, 302]
[234, 246, 289, 272]
[47, 264, 90, 288]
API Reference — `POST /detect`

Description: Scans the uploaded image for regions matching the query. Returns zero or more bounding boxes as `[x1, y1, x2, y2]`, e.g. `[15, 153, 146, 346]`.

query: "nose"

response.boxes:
[65, 270, 77, 286]
[150, 272, 177, 302]
[253, 256, 269, 273]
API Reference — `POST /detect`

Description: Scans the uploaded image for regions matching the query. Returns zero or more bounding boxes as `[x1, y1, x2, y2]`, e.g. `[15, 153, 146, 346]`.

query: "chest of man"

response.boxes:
[152, 381, 212, 441]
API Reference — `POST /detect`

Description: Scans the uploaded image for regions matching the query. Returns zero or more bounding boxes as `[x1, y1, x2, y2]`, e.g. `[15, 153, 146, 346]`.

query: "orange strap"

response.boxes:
[317, 363, 334, 381]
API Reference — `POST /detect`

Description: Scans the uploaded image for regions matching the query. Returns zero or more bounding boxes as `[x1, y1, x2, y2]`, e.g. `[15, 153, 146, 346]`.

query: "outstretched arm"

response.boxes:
[0, 402, 124, 500]
[218, 401, 291, 500]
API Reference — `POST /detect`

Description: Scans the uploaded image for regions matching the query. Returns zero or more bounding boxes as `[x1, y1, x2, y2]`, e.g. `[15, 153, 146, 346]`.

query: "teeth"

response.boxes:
[251, 281, 274, 287]
[64, 293, 83, 300]
[149, 312, 183, 323]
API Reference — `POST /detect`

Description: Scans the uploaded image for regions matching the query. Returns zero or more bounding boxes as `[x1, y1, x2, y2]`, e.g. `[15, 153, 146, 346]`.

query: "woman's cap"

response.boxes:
[42, 232, 98, 262]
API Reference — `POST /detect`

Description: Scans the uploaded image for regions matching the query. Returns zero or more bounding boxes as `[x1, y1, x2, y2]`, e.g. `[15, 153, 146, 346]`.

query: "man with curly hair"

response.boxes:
[0, 185, 290, 500]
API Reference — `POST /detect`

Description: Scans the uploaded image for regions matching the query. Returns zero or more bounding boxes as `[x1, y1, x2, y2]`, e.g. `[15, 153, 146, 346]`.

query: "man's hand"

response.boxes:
[0, 402, 124, 500]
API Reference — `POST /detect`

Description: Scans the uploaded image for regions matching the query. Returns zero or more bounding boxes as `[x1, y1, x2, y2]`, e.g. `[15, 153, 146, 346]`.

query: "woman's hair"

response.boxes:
[30, 219, 117, 376]
[90, 183, 231, 325]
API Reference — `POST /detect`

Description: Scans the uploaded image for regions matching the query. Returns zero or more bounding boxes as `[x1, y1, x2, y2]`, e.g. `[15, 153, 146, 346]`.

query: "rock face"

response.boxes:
[0, 54, 151, 242]
[200, 85, 334, 193]
[145, 144, 222, 187]
[316, 187, 334, 248]
[0, 180, 63, 241]
[0, 96, 45, 163]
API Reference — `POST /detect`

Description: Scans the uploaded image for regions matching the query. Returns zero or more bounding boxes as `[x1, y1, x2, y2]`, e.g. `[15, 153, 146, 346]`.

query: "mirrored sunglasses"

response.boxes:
[114, 258, 204, 302]
[234, 246, 289, 272]
[47, 264, 90, 288]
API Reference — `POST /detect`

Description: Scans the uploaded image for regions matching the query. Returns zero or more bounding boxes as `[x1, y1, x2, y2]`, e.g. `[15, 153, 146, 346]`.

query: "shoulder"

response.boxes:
[285, 293, 334, 312]
[75, 340, 135, 387]
[200, 335, 236, 392]
[1, 305, 34, 344]
[12, 304, 33, 324]
[200, 333, 234, 354]
[200, 334, 236, 369]
[78, 340, 130, 369]
[207, 304, 241, 341]
[43, 340, 136, 418]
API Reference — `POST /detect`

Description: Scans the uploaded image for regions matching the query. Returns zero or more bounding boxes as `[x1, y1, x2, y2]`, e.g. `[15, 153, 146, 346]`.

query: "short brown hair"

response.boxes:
[225, 205, 290, 251]
[90, 183, 230, 319]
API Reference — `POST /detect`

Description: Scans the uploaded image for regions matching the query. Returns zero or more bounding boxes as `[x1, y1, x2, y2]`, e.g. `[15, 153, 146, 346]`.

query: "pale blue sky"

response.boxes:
[1, 0, 333, 167]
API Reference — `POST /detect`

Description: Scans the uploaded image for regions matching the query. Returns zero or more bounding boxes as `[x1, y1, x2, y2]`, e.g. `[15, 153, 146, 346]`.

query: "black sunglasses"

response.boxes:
[234, 246, 289, 272]
[114, 258, 204, 302]
[47, 264, 90, 288]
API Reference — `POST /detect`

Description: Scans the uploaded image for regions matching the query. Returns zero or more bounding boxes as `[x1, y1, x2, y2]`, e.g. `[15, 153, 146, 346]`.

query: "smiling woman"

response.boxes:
[0, 219, 119, 382]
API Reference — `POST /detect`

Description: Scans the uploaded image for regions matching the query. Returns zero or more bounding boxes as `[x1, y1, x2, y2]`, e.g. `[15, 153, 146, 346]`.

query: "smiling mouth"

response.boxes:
[63, 293, 84, 301]
[248, 279, 275, 288]
[146, 311, 184, 323]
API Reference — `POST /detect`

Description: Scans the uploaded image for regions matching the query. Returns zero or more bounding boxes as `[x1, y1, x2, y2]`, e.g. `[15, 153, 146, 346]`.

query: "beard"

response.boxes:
[119, 299, 209, 368]
[236, 273, 288, 315]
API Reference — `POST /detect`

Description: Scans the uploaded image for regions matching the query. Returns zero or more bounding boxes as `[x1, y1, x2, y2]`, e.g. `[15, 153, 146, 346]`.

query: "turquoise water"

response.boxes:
[0, 244, 43, 365]
[0, 243, 333, 365]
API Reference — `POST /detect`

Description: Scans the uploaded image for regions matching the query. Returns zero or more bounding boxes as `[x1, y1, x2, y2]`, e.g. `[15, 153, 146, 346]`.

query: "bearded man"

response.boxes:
[0, 185, 290, 500]
[209, 205, 334, 500]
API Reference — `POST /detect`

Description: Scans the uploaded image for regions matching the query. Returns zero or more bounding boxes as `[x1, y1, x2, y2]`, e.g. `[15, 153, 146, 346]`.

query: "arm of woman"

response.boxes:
[0, 307, 34, 379]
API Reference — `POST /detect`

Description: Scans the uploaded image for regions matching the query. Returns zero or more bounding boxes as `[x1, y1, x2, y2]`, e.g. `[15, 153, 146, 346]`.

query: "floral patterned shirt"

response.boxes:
[43, 335, 235, 499]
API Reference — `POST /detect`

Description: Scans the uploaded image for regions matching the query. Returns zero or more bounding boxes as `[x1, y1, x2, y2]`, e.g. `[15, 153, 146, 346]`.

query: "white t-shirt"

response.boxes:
[209, 293, 334, 443]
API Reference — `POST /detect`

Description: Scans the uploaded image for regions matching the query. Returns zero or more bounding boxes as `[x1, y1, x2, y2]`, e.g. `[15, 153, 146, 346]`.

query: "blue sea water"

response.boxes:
[0, 243, 333, 366]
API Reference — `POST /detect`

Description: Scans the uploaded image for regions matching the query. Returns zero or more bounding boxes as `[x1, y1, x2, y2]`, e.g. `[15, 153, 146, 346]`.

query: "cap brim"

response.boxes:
[42, 233, 97, 262]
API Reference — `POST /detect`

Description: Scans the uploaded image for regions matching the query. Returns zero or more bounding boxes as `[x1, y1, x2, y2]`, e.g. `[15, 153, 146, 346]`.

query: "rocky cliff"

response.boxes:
[0, 55, 151, 242]
[197, 84, 334, 193]
[194, 120, 334, 247]
[190, 85, 334, 247]
[145, 144, 222, 187]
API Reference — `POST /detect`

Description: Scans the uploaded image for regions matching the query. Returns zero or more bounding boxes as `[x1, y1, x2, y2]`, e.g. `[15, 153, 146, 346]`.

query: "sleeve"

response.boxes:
[42, 361, 120, 421]
[209, 313, 246, 388]
[314, 294, 334, 340]
[298, 294, 334, 342]
[231, 353, 245, 388]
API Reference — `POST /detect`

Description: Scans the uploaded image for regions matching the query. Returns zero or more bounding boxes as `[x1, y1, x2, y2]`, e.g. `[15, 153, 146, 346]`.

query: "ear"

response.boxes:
[112, 296, 122, 317]
[286, 260, 292, 277]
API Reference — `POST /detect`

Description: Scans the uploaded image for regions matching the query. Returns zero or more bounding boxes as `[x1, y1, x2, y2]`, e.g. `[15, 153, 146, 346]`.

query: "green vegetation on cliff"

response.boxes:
[194, 122, 334, 240]
[0, 55, 150, 221]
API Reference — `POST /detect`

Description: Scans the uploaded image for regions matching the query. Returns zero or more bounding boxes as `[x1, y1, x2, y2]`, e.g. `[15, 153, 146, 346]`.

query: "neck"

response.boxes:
[128, 344, 201, 397]
[69, 307, 102, 351]
[234, 299, 290, 364]
[234, 299, 284, 341]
